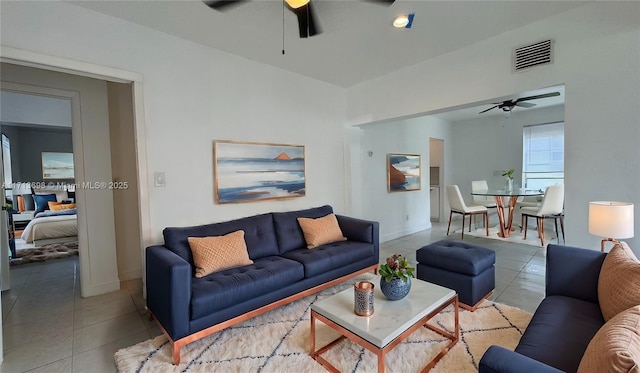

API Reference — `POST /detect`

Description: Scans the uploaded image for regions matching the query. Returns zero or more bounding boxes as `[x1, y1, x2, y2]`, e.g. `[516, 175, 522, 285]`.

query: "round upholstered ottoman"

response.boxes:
[416, 240, 495, 311]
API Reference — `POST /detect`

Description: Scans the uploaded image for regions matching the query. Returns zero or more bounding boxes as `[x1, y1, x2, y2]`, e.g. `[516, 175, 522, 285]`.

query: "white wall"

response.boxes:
[352, 116, 452, 241]
[108, 82, 143, 281]
[346, 2, 640, 254]
[0, 1, 347, 246]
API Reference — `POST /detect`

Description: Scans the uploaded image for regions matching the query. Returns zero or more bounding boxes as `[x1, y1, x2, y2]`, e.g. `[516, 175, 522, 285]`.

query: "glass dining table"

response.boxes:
[471, 188, 544, 238]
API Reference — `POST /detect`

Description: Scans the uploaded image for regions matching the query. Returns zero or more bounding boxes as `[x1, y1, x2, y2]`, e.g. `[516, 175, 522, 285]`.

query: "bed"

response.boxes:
[21, 210, 78, 246]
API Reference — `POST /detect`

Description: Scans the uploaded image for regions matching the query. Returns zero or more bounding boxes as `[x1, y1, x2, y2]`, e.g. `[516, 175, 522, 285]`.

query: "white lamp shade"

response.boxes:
[589, 201, 634, 239]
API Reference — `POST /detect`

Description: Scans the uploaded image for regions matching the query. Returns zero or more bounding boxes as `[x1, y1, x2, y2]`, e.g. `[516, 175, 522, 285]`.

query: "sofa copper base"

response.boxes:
[149, 264, 379, 365]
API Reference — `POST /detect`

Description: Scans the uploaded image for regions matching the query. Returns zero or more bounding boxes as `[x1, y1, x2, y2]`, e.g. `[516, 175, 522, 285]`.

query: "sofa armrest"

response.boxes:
[336, 214, 379, 258]
[546, 244, 606, 303]
[146, 245, 192, 340]
[479, 346, 563, 373]
[336, 215, 378, 244]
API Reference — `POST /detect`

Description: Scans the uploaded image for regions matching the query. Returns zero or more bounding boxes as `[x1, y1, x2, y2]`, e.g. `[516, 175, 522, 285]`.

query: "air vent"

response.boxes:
[513, 39, 553, 72]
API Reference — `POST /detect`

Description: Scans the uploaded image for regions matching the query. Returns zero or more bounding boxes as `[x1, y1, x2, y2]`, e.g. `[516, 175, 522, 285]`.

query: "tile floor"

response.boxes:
[1, 221, 546, 372]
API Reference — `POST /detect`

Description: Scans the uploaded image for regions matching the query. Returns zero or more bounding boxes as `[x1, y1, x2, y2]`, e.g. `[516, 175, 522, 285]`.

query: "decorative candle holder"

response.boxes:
[354, 281, 375, 316]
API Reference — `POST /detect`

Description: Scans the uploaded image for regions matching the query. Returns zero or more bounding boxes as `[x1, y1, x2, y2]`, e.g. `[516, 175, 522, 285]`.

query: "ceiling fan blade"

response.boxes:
[515, 101, 536, 108]
[290, 2, 322, 38]
[515, 91, 560, 103]
[306, 2, 321, 37]
[362, 0, 396, 5]
[479, 105, 499, 114]
[202, 0, 249, 11]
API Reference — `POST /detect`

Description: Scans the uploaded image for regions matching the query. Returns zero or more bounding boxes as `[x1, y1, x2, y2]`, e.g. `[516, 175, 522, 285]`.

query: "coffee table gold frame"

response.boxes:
[310, 294, 459, 373]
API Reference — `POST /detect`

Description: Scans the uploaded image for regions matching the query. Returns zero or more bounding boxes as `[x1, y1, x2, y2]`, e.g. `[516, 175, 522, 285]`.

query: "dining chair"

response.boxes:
[446, 185, 489, 239]
[521, 185, 565, 246]
[471, 180, 497, 227]
[515, 197, 541, 228]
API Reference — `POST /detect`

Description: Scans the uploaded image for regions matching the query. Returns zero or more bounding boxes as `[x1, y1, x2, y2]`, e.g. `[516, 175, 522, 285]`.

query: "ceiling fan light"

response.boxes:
[393, 15, 409, 28]
[284, 0, 310, 9]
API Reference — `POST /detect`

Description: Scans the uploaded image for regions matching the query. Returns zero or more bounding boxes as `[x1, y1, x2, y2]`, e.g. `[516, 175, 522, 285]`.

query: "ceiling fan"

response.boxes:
[479, 92, 561, 114]
[203, 0, 395, 38]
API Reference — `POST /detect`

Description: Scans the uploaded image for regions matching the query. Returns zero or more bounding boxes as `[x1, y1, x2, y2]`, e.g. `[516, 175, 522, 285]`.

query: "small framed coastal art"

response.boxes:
[213, 140, 306, 204]
[387, 153, 421, 192]
[42, 152, 75, 180]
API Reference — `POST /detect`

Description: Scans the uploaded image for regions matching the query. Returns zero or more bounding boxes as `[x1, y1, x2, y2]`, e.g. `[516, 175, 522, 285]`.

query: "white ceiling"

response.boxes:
[69, 0, 587, 88]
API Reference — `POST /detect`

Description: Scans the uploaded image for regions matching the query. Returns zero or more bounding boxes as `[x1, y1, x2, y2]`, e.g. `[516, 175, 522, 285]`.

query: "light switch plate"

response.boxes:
[154, 172, 166, 187]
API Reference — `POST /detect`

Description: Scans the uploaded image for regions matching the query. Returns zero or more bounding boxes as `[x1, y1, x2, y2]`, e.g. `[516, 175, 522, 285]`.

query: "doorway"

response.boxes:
[0, 62, 145, 297]
[1, 91, 76, 256]
[429, 138, 444, 223]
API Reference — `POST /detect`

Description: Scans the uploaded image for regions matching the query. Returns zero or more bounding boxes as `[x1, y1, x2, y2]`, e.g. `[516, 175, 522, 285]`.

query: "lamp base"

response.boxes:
[601, 238, 620, 252]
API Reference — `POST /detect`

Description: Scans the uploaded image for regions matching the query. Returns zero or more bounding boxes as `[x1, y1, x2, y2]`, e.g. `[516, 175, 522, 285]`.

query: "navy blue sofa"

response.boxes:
[479, 244, 607, 373]
[145, 205, 379, 364]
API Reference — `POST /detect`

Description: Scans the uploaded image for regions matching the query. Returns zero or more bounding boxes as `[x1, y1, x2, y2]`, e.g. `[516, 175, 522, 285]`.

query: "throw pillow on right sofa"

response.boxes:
[577, 305, 640, 373]
[598, 242, 640, 321]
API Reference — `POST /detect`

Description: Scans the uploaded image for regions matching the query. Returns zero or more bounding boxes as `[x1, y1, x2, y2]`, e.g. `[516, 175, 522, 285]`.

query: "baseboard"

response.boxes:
[81, 279, 121, 297]
[118, 268, 142, 281]
[381, 223, 431, 242]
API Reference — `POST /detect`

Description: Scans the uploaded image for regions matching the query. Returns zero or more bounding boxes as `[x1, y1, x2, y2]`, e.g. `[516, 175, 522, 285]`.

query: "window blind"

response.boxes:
[522, 122, 564, 189]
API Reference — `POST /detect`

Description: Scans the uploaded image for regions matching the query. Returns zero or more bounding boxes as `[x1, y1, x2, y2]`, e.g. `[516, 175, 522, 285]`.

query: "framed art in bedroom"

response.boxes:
[213, 140, 306, 204]
[42, 152, 74, 179]
[387, 153, 421, 192]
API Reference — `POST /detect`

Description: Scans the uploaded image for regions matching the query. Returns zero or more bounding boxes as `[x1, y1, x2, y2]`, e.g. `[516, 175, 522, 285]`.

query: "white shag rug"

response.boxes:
[115, 274, 531, 373]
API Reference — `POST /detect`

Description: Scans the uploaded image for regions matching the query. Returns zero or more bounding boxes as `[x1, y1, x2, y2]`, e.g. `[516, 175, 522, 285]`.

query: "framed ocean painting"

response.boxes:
[387, 153, 421, 192]
[42, 152, 74, 179]
[213, 140, 306, 204]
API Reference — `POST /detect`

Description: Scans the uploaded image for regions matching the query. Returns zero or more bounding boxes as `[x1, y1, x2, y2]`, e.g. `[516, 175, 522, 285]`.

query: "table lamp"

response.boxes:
[588, 201, 634, 252]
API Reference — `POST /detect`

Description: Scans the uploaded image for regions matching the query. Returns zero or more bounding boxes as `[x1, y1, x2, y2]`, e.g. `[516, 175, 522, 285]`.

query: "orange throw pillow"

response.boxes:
[187, 230, 253, 278]
[48, 201, 62, 209]
[50, 203, 76, 211]
[577, 305, 640, 373]
[598, 242, 640, 321]
[297, 213, 346, 249]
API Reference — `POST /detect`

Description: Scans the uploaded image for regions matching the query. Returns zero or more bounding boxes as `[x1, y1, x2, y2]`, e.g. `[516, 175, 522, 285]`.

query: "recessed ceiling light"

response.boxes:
[393, 13, 414, 29]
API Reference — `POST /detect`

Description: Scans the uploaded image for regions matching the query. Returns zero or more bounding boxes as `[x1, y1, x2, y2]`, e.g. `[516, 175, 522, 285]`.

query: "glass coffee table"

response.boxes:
[310, 277, 458, 373]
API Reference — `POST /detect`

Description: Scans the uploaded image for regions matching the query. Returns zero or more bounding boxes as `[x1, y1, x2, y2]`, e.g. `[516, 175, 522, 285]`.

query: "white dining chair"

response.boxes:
[446, 185, 489, 239]
[471, 180, 497, 227]
[521, 185, 565, 246]
[515, 197, 541, 228]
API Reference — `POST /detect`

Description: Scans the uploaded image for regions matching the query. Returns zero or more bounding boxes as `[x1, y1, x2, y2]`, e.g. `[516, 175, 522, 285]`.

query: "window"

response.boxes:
[522, 122, 564, 190]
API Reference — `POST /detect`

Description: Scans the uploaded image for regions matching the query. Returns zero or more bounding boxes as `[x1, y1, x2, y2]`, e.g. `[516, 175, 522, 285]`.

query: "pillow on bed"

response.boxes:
[50, 203, 76, 211]
[34, 194, 57, 215]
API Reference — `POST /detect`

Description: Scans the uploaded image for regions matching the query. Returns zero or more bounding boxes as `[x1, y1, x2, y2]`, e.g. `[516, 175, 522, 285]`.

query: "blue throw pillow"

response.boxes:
[33, 193, 57, 215]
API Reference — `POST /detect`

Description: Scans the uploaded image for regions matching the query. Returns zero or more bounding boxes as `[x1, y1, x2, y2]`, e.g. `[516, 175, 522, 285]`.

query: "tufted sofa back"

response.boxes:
[272, 205, 334, 254]
[162, 205, 336, 270]
[163, 212, 279, 266]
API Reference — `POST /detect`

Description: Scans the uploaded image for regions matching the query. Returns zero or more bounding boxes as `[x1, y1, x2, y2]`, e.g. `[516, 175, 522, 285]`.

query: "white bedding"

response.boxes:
[21, 215, 78, 244]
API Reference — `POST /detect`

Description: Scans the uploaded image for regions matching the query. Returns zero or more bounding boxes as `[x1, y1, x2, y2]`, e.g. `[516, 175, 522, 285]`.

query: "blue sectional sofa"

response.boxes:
[145, 205, 379, 364]
[479, 244, 606, 373]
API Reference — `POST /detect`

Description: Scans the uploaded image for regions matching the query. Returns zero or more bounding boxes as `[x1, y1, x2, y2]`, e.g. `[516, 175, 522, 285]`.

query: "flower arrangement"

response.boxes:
[379, 254, 415, 283]
[502, 169, 515, 180]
